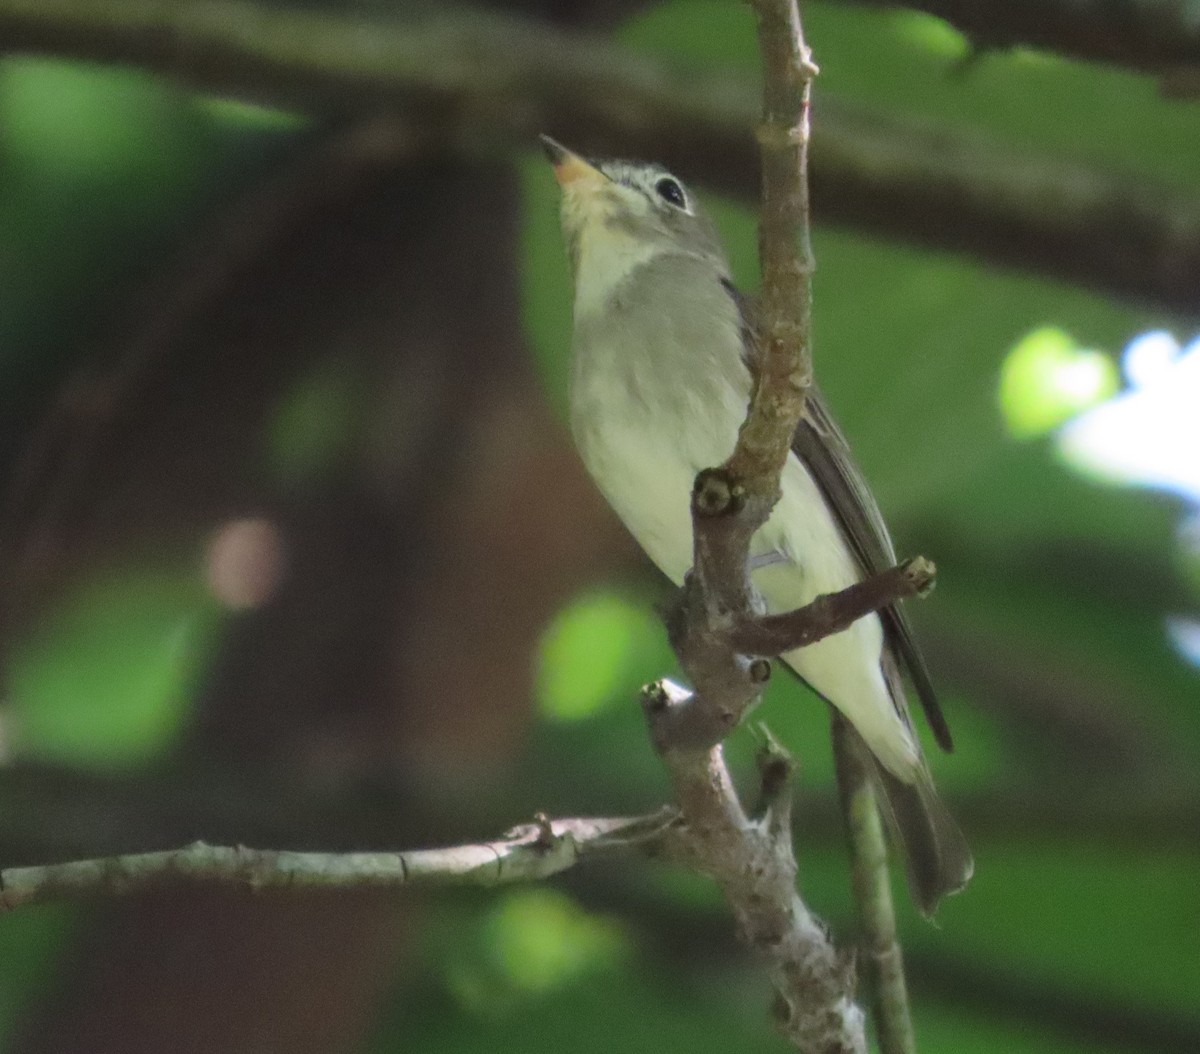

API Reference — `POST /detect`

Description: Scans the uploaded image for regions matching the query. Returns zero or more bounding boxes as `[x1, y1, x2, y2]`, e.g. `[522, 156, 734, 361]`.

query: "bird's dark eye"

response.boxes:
[655, 177, 687, 210]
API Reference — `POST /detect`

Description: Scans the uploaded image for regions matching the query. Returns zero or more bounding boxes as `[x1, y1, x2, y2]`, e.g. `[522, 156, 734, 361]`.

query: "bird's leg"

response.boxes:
[748, 549, 790, 572]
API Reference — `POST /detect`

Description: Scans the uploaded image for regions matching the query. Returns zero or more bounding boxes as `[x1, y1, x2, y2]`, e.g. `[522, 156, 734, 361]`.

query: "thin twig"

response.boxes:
[729, 0, 818, 492]
[0, 0, 1198, 311]
[5, 763, 1191, 866]
[0, 812, 676, 911]
[731, 557, 934, 655]
[833, 716, 916, 1054]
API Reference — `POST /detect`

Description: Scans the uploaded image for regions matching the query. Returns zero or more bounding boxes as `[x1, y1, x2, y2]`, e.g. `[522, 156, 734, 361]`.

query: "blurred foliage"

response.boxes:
[433, 888, 631, 1011]
[535, 589, 666, 723]
[0, 906, 81, 1046]
[0, 1, 1198, 1053]
[0, 59, 289, 403]
[999, 327, 1118, 439]
[7, 566, 222, 769]
[266, 359, 370, 490]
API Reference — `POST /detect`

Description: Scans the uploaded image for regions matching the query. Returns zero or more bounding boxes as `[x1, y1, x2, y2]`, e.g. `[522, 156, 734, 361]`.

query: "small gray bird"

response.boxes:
[542, 135, 972, 914]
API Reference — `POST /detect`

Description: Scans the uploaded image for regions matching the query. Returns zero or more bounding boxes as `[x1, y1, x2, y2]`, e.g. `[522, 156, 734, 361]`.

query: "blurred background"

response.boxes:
[0, 1, 1197, 1052]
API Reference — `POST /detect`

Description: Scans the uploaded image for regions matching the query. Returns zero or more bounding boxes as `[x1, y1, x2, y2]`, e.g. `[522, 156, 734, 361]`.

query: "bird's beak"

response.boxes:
[540, 134, 606, 189]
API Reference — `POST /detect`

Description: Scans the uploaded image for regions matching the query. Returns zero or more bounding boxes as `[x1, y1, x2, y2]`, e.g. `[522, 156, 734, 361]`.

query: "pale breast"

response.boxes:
[567, 252, 918, 776]
[570, 252, 749, 580]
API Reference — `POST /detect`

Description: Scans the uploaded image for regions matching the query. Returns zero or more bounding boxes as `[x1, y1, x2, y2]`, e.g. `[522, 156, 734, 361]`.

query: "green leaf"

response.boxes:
[7, 568, 223, 771]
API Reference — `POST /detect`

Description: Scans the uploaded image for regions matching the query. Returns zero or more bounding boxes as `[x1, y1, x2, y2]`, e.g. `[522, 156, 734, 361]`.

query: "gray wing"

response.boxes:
[723, 279, 953, 752]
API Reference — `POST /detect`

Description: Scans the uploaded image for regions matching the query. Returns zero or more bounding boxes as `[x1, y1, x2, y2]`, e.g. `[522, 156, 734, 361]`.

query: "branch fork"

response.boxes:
[639, 460, 933, 1053]
[630, 4, 936, 1051]
[645, 467, 936, 756]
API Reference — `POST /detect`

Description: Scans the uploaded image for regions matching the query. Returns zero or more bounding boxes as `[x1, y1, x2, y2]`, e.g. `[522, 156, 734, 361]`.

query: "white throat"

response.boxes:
[571, 222, 665, 322]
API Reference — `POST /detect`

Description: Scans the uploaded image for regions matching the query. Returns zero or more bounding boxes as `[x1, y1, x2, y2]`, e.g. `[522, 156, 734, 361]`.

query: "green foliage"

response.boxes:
[435, 888, 631, 1013]
[623, 1, 1200, 191]
[7, 567, 223, 770]
[999, 328, 1119, 439]
[0, 61, 212, 371]
[536, 589, 667, 722]
[919, 844, 1200, 1017]
[265, 359, 367, 488]
[0, 906, 82, 1043]
[369, 888, 787, 1054]
[0, 59, 201, 200]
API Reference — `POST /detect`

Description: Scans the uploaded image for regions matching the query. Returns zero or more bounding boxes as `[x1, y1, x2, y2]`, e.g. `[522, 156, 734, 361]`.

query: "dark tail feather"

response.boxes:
[874, 760, 974, 917]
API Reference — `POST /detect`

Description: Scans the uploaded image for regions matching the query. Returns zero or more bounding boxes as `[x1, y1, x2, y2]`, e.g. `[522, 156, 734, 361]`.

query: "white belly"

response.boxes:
[570, 382, 918, 778]
[566, 246, 918, 778]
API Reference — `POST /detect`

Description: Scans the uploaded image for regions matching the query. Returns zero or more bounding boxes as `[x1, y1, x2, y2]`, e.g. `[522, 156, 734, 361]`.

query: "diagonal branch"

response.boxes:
[731, 557, 934, 656]
[646, 717, 866, 1054]
[1, 0, 1199, 312]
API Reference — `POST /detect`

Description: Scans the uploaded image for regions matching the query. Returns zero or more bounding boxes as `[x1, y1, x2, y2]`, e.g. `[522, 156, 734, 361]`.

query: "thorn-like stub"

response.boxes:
[758, 756, 791, 805]
[749, 658, 772, 684]
[755, 723, 793, 763]
[771, 991, 794, 1027]
[641, 681, 669, 712]
[903, 555, 937, 598]
[755, 724, 794, 802]
[692, 468, 744, 517]
[533, 812, 555, 848]
[836, 946, 859, 993]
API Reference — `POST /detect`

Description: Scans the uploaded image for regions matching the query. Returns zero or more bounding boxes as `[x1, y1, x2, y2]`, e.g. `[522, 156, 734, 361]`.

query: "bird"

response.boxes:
[542, 134, 972, 914]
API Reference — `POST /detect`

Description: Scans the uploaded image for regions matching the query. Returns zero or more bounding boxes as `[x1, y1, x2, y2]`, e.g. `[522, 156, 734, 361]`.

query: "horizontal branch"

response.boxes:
[2, 763, 1191, 867]
[0, 811, 675, 910]
[836, 0, 1200, 83]
[0, 0, 1198, 312]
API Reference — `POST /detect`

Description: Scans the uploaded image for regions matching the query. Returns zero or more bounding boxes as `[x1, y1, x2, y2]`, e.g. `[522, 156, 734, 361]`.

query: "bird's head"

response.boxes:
[541, 135, 728, 302]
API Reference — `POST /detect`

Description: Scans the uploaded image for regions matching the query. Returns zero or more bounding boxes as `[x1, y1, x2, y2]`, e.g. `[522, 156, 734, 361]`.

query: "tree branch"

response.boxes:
[0, 811, 675, 911]
[833, 716, 915, 1054]
[635, 6, 886, 1052]
[5, 763, 1191, 868]
[1, 0, 1198, 312]
[650, 725, 867, 1054]
[731, 557, 934, 656]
